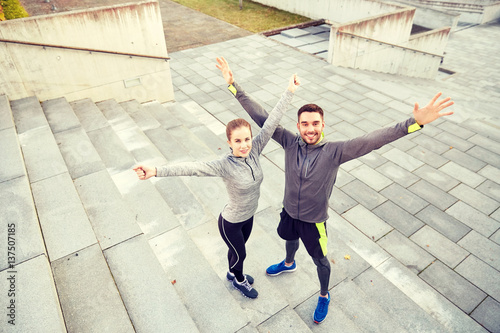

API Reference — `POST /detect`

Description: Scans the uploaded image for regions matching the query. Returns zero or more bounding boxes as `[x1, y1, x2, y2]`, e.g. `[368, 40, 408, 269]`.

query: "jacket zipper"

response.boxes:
[297, 145, 308, 218]
[244, 158, 255, 181]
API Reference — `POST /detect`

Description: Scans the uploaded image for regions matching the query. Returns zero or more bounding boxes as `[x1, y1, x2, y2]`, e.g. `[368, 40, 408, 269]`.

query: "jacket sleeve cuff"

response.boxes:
[408, 122, 423, 134]
[228, 84, 237, 96]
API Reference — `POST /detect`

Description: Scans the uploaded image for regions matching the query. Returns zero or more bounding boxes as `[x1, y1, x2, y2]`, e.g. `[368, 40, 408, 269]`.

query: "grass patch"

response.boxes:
[171, 0, 311, 33]
[1, 0, 29, 20]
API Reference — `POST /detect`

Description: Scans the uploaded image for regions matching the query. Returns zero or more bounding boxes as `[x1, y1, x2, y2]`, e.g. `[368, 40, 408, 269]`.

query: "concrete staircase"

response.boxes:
[0, 90, 489, 332]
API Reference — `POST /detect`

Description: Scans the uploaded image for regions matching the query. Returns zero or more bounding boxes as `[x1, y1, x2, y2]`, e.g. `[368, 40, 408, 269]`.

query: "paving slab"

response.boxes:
[144, 126, 193, 164]
[372, 201, 424, 237]
[442, 148, 487, 172]
[0, 177, 45, 271]
[382, 147, 425, 172]
[406, 145, 449, 169]
[471, 297, 500, 333]
[449, 183, 499, 215]
[380, 183, 429, 215]
[416, 205, 471, 242]
[256, 307, 313, 333]
[340, 179, 387, 210]
[375, 161, 420, 188]
[414, 164, 461, 192]
[42, 97, 81, 133]
[145, 99, 183, 129]
[354, 267, 447, 332]
[103, 234, 199, 332]
[455, 255, 500, 303]
[377, 230, 434, 274]
[120, 99, 162, 131]
[476, 179, 500, 202]
[458, 230, 500, 271]
[410, 225, 469, 268]
[0, 94, 13, 131]
[97, 99, 136, 133]
[74, 169, 142, 249]
[53, 126, 106, 180]
[419, 260, 487, 314]
[0, 127, 26, 183]
[467, 145, 500, 168]
[17, 126, 68, 183]
[51, 245, 134, 332]
[349, 163, 392, 191]
[71, 98, 109, 132]
[479, 165, 500, 184]
[408, 180, 458, 211]
[342, 205, 393, 241]
[377, 257, 488, 333]
[10, 96, 47, 134]
[446, 201, 500, 238]
[31, 172, 97, 262]
[149, 226, 248, 333]
[0, 255, 66, 332]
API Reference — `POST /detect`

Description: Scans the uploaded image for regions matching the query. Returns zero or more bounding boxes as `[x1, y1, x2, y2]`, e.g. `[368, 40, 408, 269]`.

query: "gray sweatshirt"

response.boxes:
[156, 89, 294, 223]
[230, 81, 422, 223]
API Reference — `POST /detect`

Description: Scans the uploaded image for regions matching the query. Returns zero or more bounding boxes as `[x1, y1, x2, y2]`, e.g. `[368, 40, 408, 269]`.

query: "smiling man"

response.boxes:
[216, 57, 454, 324]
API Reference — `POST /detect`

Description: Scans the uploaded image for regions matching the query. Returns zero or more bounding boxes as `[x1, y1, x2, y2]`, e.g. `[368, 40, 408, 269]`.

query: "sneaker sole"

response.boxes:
[266, 267, 297, 276]
[313, 314, 327, 324]
[232, 284, 258, 299]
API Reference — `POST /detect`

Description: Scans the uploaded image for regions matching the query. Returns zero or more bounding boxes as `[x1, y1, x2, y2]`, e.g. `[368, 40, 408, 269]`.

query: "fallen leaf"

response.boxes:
[344, 254, 351, 260]
[171, 279, 177, 285]
[331, 259, 336, 264]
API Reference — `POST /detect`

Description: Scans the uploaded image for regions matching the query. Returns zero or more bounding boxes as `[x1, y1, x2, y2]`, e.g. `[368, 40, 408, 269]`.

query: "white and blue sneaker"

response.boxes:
[313, 292, 330, 324]
[266, 260, 297, 276]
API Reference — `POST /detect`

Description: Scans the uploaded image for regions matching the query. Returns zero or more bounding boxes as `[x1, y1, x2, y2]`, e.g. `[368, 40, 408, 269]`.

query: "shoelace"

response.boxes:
[317, 297, 328, 312]
[239, 280, 252, 291]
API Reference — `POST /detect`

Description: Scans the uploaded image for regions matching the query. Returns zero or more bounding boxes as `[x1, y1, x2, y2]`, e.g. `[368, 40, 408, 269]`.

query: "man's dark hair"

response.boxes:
[298, 104, 324, 121]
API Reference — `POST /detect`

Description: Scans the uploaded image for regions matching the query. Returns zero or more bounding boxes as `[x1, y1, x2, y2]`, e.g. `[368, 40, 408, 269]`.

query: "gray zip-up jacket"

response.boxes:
[156, 89, 294, 223]
[230, 82, 422, 223]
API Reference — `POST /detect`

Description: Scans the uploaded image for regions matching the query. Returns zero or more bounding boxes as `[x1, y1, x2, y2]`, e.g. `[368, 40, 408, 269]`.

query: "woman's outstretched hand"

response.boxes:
[216, 56, 234, 85]
[413, 92, 454, 125]
[133, 165, 156, 180]
[288, 74, 300, 93]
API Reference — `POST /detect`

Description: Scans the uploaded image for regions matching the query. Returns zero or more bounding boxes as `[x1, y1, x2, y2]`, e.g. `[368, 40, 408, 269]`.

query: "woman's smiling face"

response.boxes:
[228, 126, 252, 157]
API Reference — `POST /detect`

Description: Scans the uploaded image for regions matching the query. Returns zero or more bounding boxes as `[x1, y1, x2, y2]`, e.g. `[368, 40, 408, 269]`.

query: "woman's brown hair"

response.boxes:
[226, 118, 252, 140]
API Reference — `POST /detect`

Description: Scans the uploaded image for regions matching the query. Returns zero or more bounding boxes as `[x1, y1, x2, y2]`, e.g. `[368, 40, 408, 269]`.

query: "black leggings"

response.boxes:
[218, 214, 253, 282]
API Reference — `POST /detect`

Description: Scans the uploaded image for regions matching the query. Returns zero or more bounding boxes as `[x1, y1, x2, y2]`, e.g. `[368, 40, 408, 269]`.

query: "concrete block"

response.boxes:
[0, 255, 65, 332]
[458, 230, 500, 271]
[256, 307, 313, 333]
[377, 257, 487, 333]
[477, 179, 500, 202]
[410, 133, 450, 154]
[86, 125, 136, 175]
[410, 225, 469, 268]
[421, 260, 487, 314]
[358, 151, 389, 169]
[377, 230, 434, 274]
[332, 121, 366, 139]
[468, 134, 500, 156]
[10, 96, 48, 134]
[380, 183, 429, 215]
[329, 209, 390, 268]
[335, 168, 355, 187]
[450, 183, 499, 215]
[389, 136, 418, 152]
[334, 108, 363, 123]
[329, 186, 357, 214]
[297, 41, 329, 54]
[144, 100, 183, 130]
[0, 94, 14, 131]
[168, 101, 203, 128]
[54, 126, 106, 180]
[42, 97, 81, 134]
[438, 121, 475, 140]
[191, 125, 228, 155]
[120, 100, 161, 131]
[18, 126, 68, 183]
[408, 180, 458, 211]
[373, 201, 424, 237]
[443, 148, 487, 172]
[145, 127, 193, 164]
[342, 205, 393, 241]
[103, 234, 198, 332]
[471, 297, 500, 333]
[354, 267, 446, 332]
[446, 201, 499, 238]
[115, 126, 167, 166]
[74, 169, 142, 249]
[349, 164, 392, 191]
[149, 226, 248, 333]
[382, 147, 424, 172]
[31, 172, 97, 262]
[341, 179, 387, 210]
[435, 131, 475, 152]
[52, 245, 134, 332]
[439, 161, 486, 188]
[154, 176, 214, 230]
[455, 255, 500, 303]
[97, 99, 136, 133]
[414, 164, 460, 192]
[376, 161, 420, 188]
[70, 98, 109, 132]
[0, 127, 26, 183]
[361, 110, 393, 126]
[168, 125, 217, 161]
[358, 98, 387, 112]
[416, 205, 470, 242]
[467, 146, 500, 168]
[479, 165, 500, 184]
[329, 280, 407, 332]
[406, 145, 449, 168]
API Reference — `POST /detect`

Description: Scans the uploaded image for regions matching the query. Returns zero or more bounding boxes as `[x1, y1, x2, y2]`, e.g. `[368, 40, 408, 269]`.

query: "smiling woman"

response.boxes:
[170, 0, 311, 32]
[0, 0, 29, 20]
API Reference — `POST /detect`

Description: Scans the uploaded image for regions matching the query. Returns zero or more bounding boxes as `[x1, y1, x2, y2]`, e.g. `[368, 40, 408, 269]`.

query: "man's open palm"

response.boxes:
[413, 92, 454, 125]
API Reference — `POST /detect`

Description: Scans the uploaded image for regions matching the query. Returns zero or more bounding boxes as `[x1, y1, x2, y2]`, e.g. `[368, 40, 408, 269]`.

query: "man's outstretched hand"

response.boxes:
[413, 92, 454, 125]
[216, 57, 234, 85]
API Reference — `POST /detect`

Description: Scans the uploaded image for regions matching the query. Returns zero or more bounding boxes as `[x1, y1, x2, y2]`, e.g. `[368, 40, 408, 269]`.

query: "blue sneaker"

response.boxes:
[266, 260, 296, 276]
[313, 292, 330, 324]
[226, 271, 254, 285]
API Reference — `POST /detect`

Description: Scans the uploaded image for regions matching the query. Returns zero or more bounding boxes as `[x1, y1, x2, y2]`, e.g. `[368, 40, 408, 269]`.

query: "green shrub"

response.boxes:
[1, 0, 29, 20]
